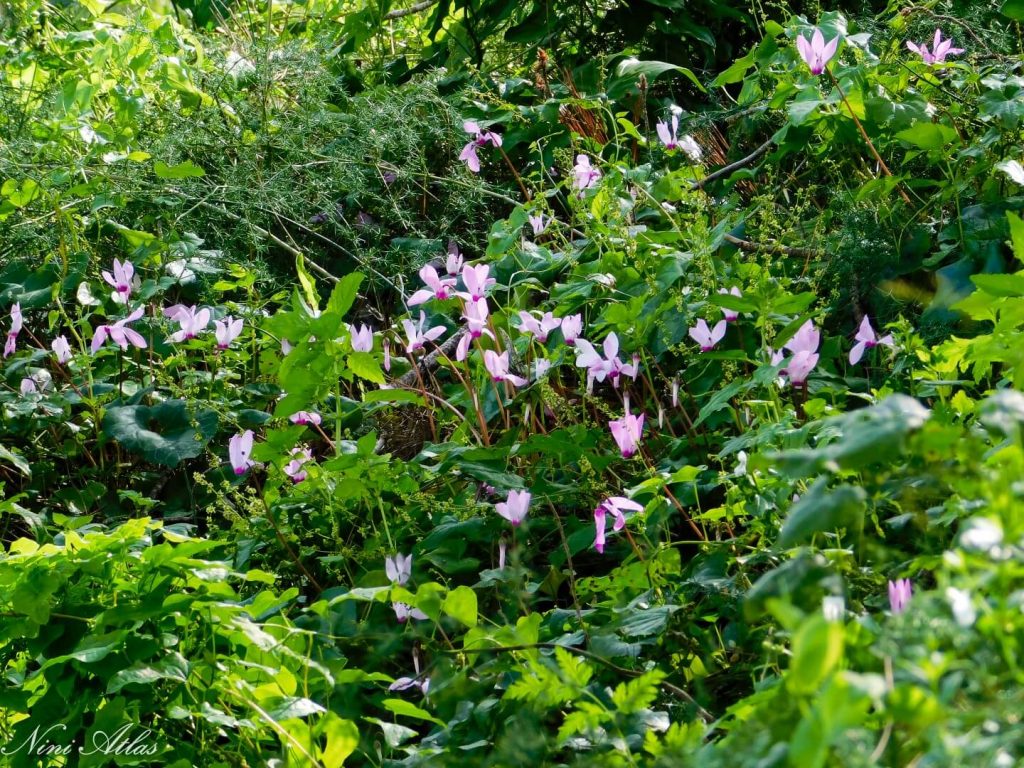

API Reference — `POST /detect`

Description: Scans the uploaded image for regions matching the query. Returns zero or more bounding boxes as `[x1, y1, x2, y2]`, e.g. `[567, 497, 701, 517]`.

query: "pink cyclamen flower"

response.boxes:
[527, 213, 548, 237]
[688, 318, 727, 352]
[787, 349, 819, 386]
[593, 496, 645, 554]
[456, 298, 494, 361]
[349, 323, 374, 352]
[495, 489, 531, 526]
[446, 242, 464, 276]
[460, 264, 496, 302]
[214, 316, 243, 350]
[393, 602, 428, 622]
[19, 377, 36, 395]
[289, 411, 321, 427]
[52, 335, 72, 364]
[4, 303, 22, 358]
[575, 332, 638, 387]
[719, 287, 743, 321]
[561, 314, 582, 346]
[389, 650, 428, 695]
[402, 311, 446, 354]
[386, 553, 413, 586]
[408, 265, 457, 306]
[169, 305, 211, 342]
[283, 446, 312, 483]
[91, 306, 148, 353]
[849, 315, 894, 364]
[780, 320, 820, 385]
[229, 430, 255, 475]
[655, 115, 702, 162]
[888, 578, 912, 614]
[517, 311, 561, 343]
[784, 320, 820, 355]
[383, 338, 391, 371]
[483, 349, 527, 387]
[609, 408, 645, 458]
[573, 155, 602, 192]
[102, 258, 135, 298]
[459, 120, 503, 173]
[907, 29, 963, 65]
[796, 28, 840, 75]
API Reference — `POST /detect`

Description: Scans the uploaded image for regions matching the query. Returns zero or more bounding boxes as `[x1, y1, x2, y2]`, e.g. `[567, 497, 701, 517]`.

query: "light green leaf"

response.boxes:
[153, 160, 206, 179]
[348, 352, 384, 384]
[443, 585, 478, 628]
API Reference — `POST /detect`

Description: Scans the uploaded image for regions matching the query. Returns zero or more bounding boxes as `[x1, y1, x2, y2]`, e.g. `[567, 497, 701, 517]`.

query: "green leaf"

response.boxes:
[1002, 0, 1024, 20]
[1009, 212, 1024, 261]
[327, 272, 364, 318]
[107, 653, 189, 693]
[895, 123, 958, 151]
[153, 160, 206, 179]
[319, 713, 359, 767]
[348, 352, 384, 384]
[779, 479, 866, 547]
[442, 585, 478, 627]
[103, 401, 219, 468]
[787, 616, 844, 695]
[611, 670, 665, 714]
[606, 58, 705, 99]
[381, 698, 445, 726]
[0, 445, 31, 477]
[769, 395, 930, 476]
[971, 272, 1024, 297]
[295, 255, 320, 314]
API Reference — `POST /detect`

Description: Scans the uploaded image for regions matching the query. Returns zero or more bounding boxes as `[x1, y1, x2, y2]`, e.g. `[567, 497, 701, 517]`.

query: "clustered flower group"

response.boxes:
[796, 25, 963, 75]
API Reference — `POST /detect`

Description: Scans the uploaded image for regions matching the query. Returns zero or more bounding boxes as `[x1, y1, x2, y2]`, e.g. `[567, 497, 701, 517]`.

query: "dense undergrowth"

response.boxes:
[0, 0, 1023, 766]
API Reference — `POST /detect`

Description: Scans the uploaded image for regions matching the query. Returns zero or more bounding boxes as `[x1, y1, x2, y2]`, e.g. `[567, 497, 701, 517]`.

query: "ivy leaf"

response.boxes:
[103, 401, 219, 468]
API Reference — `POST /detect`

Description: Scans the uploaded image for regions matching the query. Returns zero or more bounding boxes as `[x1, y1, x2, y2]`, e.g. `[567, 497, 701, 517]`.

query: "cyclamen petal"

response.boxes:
[888, 578, 912, 614]
[52, 335, 72, 363]
[495, 489, 531, 526]
[386, 553, 413, 585]
[609, 409, 645, 458]
[349, 323, 374, 352]
[688, 319, 726, 351]
[796, 28, 840, 75]
[229, 430, 255, 475]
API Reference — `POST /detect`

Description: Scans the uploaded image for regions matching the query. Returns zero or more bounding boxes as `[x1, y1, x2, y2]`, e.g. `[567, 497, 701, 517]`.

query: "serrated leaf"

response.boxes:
[348, 352, 384, 384]
[327, 272, 364, 318]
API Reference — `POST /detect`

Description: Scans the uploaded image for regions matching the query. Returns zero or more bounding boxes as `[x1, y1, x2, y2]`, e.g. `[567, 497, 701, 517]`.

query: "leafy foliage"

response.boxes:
[0, 0, 1022, 766]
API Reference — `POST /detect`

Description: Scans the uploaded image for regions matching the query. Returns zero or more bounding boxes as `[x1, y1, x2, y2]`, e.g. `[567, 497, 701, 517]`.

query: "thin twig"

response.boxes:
[691, 136, 775, 190]
[723, 233, 822, 259]
[383, 0, 439, 19]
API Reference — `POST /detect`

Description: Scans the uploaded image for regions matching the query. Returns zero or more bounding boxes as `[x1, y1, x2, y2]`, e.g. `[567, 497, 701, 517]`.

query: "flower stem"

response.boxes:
[829, 70, 912, 205]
